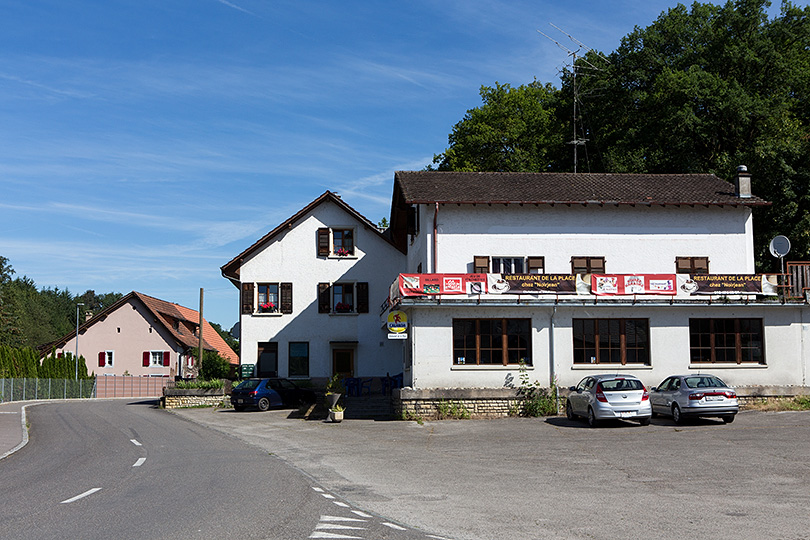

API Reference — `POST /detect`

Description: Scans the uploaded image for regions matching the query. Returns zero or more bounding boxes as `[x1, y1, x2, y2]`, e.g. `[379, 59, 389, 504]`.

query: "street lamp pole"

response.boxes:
[75, 302, 84, 379]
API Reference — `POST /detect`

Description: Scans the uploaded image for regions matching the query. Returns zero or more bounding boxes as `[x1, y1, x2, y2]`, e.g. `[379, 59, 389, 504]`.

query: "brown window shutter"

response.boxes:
[98, 351, 105, 367]
[571, 257, 586, 274]
[694, 257, 709, 274]
[280, 283, 293, 314]
[143, 352, 150, 367]
[317, 228, 330, 256]
[318, 283, 331, 313]
[473, 256, 489, 274]
[527, 257, 545, 274]
[676, 257, 692, 274]
[163, 351, 170, 367]
[591, 257, 606, 274]
[356, 282, 369, 313]
[241, 283, 254, 314]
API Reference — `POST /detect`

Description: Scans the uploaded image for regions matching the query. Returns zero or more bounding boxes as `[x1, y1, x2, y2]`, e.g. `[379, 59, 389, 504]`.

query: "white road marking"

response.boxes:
[383, 522, 407, 531]
[312, 487, 324, 492]
[133, 457, 146, 467]
[130, 439, 142, 446]
[320, 493, 335, 499]
[427, 536, 453, 540]
[60, 488, 101, 504]
[309, 533, 363, 539]
[332, 501, 349, 507]
[351, 510, 372, 518]
[319, 516, 366, 522]
[0, 411, 18, 414]
[315, 523, 365, 530]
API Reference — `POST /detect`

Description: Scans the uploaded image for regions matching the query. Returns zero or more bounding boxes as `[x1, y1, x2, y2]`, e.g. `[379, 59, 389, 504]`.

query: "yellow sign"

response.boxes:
[387, 311, 407, 333]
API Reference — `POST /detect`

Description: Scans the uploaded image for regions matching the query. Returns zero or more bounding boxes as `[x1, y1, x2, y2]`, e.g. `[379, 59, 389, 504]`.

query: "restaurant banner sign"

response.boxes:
[592, 274, 677, 296]
[398, 274, 487, 296]
[679, 274, 778, 295]
[487, 274, 579, 295]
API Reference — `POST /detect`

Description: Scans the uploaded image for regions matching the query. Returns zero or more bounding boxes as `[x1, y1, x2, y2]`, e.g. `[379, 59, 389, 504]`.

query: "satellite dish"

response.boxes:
[769, 235, 791, 258]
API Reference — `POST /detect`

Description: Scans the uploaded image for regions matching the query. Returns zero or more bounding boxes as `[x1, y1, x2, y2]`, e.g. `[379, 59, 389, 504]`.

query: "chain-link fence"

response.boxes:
[0, 378, 96, 402]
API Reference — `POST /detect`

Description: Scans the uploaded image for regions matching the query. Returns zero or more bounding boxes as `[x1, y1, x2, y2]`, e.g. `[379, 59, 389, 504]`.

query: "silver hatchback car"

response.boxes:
[650, 374, 738, 424]
[566, 374, 652, 427]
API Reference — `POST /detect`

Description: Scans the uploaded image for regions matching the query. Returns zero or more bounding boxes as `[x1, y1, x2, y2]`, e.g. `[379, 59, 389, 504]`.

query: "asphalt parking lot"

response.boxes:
[172, 407, 810, 540]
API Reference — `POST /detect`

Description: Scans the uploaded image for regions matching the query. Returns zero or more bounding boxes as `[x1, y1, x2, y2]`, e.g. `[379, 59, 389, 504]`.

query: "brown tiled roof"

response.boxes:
[394, 171, 770, 207]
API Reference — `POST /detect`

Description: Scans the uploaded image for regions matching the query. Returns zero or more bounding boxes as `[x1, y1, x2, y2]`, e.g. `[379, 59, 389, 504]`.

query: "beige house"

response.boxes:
[40, 291, 238, 378]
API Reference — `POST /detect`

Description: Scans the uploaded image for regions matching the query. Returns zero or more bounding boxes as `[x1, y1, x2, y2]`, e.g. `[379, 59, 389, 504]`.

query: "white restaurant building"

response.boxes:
[224, 169, 810, 410]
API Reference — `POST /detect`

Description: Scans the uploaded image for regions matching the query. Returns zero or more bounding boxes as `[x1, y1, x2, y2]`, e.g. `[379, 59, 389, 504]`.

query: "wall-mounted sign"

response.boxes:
[681, 274, 778, 295]
[592, 274, 677, 296]
[387, 311, 408, 333]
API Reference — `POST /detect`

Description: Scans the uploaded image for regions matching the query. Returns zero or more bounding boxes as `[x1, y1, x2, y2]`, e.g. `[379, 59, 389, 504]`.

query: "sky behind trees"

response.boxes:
[0, 0, 803, 327]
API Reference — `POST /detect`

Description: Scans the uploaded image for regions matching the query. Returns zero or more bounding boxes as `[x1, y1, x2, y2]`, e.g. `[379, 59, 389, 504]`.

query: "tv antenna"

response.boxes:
[538, 24, 608, 173]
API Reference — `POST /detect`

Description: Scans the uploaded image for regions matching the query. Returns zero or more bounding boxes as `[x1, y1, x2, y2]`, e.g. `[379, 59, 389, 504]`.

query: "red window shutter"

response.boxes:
[280, 283, 293, 314]
[241, 283, 254, 314]
[317, 228, 330, 256]
[58, 352, 64, 358]
[356, 282, 369, 313]
[163, 351, 170, 367]
[318, 283, 331, 313]
[143, 352, 150, 367]
[98, 352, 105, 367]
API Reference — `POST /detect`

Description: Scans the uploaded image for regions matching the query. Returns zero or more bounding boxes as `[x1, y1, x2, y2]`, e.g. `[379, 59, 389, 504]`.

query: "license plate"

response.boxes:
[234, 399, 243, 404]
[617, 411, 636, 418]
[706, 396, 723, 401]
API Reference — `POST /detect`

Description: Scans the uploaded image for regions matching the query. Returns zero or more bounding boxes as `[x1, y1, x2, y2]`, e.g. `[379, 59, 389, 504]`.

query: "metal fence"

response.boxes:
[0, 378, 96, 402]
[94, 376, 169, 398]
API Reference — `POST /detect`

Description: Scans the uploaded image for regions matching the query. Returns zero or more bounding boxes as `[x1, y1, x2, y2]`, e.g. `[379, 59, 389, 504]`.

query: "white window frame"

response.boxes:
[150, 351, 165, 367]
[104, 351, 114, 367]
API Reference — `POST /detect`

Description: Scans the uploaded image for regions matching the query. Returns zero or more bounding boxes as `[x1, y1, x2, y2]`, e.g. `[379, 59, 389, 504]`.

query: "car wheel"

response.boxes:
[722, 414, 735, 424]
[672, 404, 684, 425]
[587, 407, 599, 428]
[233, 404, 246, 412]
[638, 418, 650, 426]
[257, 397, 271, 412]
[566, 400, 576, 421]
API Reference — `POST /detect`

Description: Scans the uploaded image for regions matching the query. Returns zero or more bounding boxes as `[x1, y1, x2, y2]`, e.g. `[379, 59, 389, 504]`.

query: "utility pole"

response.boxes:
[198, 288, 204, 378]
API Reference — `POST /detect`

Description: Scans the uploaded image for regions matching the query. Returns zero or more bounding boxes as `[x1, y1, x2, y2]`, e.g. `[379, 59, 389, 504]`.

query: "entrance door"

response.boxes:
[257, 342, 278, 377]
[332, 349, 354, 378]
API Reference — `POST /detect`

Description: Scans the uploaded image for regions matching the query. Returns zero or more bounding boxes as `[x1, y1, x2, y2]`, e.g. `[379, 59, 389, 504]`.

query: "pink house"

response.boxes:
[40, 291, 238, 378]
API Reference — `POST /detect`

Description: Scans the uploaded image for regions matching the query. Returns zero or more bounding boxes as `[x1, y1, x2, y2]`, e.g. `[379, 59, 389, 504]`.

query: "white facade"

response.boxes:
[413, 203, 755, 275]
[225, 193, 405, 381]
[385, 171, 809, 394]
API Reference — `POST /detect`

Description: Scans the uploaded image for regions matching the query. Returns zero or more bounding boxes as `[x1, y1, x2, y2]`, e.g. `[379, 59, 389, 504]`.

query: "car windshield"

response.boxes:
[234, 380, 261, 391]
[599, 378, 644, 391]
[684, 376, 727, 389]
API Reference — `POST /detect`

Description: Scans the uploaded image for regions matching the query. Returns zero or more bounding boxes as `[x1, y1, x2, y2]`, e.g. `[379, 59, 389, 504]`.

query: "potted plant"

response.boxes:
[335, 302, 353, 313]
[334, 247, 351, 256]
[329, 403, 345, 423]
[325, 374, 344, 409]
[258, 302, 277, 313]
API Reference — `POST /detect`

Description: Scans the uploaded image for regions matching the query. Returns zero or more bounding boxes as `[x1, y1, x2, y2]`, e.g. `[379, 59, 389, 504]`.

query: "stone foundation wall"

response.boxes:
[395, 385, 810, 419]
[161, 388, 227, 409]
[395, 388, 528, 419]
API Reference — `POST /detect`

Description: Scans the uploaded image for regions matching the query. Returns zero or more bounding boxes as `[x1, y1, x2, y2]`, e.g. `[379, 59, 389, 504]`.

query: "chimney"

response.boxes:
[734, 165, 752, 198]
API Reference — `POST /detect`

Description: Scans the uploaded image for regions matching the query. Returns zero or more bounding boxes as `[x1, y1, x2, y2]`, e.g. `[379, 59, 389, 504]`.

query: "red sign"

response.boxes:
[399, 274, 487, 296]
[591, 274, 677, 296]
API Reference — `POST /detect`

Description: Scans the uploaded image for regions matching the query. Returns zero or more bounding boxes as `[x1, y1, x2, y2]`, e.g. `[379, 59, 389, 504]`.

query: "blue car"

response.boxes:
[231, 378, 316, 412]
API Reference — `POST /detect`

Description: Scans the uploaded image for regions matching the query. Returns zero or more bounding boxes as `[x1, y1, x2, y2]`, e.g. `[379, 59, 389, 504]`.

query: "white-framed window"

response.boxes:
[317, 227, 356, 257]
[473, 256, 545, 274]
[104, 351, 113, 367]
[318, 282, 370, 314]
[241, 282, 293, 315]
[150, 351, 164, 367]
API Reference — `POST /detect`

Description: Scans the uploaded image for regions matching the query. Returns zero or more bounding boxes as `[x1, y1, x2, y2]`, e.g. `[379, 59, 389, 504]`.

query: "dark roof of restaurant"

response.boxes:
[393, 171, 770, 207]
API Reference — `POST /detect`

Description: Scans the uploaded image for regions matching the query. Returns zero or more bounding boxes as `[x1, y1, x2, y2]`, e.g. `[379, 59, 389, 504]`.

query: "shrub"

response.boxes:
[515, 361, 558, 417]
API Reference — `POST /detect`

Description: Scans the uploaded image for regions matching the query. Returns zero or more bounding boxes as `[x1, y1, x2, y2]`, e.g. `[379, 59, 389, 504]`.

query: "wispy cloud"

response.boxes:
[214, 0, 256, 16]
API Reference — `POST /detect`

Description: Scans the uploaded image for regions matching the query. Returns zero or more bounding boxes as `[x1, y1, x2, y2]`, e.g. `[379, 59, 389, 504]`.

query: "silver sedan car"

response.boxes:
[566, 374, 652, 427]
[650, 374, 738, 424]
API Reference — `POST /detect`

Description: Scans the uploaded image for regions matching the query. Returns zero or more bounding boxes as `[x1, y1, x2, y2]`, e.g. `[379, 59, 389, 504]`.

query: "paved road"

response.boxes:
[0, 400, 439, 540]
[172, 406, 810, 540]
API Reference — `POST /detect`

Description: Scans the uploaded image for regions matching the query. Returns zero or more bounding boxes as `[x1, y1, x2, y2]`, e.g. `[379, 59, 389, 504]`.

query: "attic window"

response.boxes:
[317, 227, 356, 257]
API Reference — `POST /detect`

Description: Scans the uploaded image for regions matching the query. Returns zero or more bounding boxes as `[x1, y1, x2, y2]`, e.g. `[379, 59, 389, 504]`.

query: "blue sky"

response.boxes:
[0, 0, 801, 330]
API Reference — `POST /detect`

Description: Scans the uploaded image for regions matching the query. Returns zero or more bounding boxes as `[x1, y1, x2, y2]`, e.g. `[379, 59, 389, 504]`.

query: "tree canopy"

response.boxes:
[432, 0, 810, 269]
